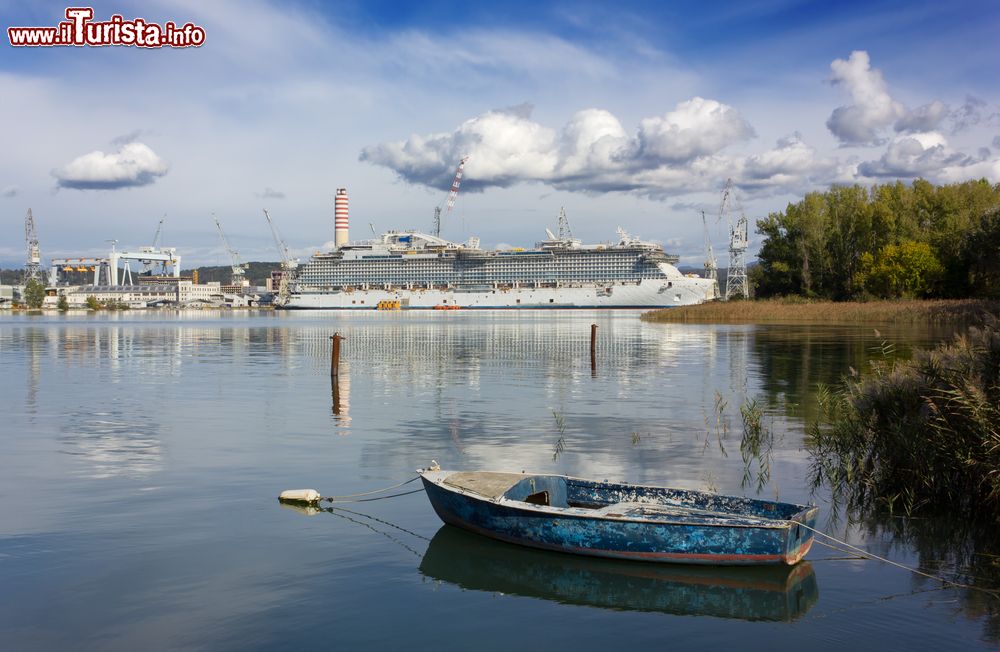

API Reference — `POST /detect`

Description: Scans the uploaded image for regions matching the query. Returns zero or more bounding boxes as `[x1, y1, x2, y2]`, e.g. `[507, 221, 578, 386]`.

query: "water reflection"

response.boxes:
[750, 324, 958, 423]
[419, 525, 818, 622]
[331, 361, 351, 429]
[851, 514, 1000, 643]
[59, 409, 163, 479]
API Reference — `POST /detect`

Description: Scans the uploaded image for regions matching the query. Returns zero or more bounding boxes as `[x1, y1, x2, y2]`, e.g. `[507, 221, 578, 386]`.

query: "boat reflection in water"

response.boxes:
[420, 525, 818, 622]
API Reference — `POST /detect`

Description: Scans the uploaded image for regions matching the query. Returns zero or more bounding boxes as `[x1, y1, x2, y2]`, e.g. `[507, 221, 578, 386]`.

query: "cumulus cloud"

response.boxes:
[826, 50, 905, 145]
[635, 97, 755, 164]
[360, 97, 755, 197]
[857, 132, 972, 178]
[1, 185, 17, 198]
[895, 100, 949, 133]
[738, 133, 835, 193]
[52, 142, 169, 190]
[258, 187, 286, 199]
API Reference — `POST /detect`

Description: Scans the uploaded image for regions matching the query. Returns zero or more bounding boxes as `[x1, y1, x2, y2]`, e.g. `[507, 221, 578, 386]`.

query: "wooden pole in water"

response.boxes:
[590, 323, 597, 374]
[330, 333, 342, 378]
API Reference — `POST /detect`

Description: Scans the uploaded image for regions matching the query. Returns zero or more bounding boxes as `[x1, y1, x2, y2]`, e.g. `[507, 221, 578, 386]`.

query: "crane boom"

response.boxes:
[445, 156, 469, 213]
[151, 215, 165, 248]
[263, 209, 297, 271]
[702, 210, 717, 281]
[433, 155, 469, 237]
[212, 214, 248, 286]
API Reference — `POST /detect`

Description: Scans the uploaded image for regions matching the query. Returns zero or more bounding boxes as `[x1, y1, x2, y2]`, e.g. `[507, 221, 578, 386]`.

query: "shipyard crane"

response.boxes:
[263, 209, 297, 271]
[23, 208, 42, 283]
[212, 214, 249, 287]
[151, 215, 165, 248]
[718, 179, 749, 300]
[557, 207, 573, 240]
[263, 209, 297, 304]
[701, 210, 717, 282]
[141, 215, 168, 275]
[433, 155, 470, 237]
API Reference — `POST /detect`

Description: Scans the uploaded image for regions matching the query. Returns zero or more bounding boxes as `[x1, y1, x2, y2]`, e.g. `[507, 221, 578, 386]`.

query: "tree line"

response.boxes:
[751, 179, 1000, 300]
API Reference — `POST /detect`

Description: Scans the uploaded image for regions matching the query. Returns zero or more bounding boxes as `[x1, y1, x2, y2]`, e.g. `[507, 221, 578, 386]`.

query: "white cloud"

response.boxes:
[857, 131, 973, 178]
[1, 185, 17, 198]
[556, 109, 631, 177]
[826, 50, 905, 145]
[52, 142, 169, 190]
[361, 98, 754, 197]
[739, 133, 834, 193]
[636, 97, 755, 164]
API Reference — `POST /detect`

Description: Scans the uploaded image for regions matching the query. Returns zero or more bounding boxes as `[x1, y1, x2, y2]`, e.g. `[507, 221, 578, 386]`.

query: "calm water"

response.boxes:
[1, 311, 996, 650]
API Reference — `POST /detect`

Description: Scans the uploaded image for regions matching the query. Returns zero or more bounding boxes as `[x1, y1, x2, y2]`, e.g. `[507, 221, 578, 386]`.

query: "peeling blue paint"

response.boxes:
[420, 471, 818, 565]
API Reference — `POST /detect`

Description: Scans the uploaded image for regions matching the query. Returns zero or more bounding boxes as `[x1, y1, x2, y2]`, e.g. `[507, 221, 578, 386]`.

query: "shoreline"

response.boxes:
[641, 298, 1000, 325]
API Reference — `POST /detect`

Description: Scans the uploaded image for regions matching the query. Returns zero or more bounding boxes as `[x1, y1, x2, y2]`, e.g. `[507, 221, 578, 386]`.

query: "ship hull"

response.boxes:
[280, 278, 716, 310]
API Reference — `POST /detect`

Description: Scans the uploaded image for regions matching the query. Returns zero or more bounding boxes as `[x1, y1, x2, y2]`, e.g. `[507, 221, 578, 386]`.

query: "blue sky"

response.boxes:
[2, 0, 999, 268]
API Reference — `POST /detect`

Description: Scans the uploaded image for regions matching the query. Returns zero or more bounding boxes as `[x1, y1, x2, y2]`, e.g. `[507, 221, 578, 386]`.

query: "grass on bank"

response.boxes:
[807, 318, 1000, 520]
[642, 298, 1000, 325]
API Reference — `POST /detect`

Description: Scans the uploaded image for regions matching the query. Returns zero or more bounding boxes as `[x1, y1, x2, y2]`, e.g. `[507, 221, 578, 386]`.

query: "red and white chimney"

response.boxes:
[335, 188, 349, 248]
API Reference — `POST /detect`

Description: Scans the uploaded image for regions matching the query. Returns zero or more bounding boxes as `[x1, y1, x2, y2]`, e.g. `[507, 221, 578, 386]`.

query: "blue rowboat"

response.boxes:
[418, 470, 818, 565]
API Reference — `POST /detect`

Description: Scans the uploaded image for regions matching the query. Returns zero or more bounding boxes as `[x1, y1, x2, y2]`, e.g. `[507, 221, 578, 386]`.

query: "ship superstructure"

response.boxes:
[282, 226, 718, 309]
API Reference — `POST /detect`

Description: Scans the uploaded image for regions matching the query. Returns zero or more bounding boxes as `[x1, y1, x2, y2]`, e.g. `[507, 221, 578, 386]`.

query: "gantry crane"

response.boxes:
[23, 208, 42, 283]
[212, 214, 249, 287]
[433, 155, 469, 238]
[719, 179, 749, 300]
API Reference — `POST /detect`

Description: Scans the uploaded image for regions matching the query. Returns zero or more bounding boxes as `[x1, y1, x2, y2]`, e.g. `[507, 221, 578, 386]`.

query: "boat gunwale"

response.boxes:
[419, 470, 816, 531]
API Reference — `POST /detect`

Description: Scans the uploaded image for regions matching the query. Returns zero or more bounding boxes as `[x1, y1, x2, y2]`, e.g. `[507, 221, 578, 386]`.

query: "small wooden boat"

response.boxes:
[418, 469, 818, 565]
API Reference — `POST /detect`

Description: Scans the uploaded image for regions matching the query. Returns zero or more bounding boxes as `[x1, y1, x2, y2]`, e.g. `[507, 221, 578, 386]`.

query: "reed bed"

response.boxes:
[808, 318, 1000, 520]
[641, 298, 1000, 325]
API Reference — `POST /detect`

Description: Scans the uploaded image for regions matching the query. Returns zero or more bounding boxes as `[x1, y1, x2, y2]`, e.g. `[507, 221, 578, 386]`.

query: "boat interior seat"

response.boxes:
[503, 475, 569, 508]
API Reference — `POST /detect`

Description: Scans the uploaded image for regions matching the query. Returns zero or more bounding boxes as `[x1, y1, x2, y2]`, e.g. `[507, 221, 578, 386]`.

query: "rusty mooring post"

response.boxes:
[330, 332, 342, 378]
[590, 323, 597, 374]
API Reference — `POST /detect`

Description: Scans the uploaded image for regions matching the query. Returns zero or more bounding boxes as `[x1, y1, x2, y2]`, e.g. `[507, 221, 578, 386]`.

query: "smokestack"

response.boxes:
[335, 188, 349, 248]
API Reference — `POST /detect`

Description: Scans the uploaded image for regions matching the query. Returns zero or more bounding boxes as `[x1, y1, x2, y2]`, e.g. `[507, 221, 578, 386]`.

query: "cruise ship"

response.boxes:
[279, 222, 718, 310]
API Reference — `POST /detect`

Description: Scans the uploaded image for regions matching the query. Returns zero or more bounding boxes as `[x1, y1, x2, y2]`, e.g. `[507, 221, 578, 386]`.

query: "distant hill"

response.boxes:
[1, 269, 23, 285]
[181, 261, 280, 286]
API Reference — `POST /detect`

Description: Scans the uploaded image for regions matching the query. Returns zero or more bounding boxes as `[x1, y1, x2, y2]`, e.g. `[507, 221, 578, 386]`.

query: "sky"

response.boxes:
[2, 0, 999, 269]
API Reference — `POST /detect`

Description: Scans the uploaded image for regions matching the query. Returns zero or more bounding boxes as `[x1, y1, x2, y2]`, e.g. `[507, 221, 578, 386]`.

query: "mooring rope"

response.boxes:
[323, 488, 425, 504]
[799, 522, 1000, 600]
[318, 475, 421, 502]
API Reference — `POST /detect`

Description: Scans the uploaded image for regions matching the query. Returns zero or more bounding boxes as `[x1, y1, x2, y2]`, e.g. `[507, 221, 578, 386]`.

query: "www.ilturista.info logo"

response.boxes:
[8, 7, 206, 48]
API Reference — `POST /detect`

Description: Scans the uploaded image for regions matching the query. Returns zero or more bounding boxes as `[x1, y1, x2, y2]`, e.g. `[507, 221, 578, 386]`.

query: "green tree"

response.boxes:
[961, 206, 1000, 299]
[854, 240, 944, 298]
[57, 294, 69, 311]
[85, 295, 100, 310]
[23, 279, 45, 309]
[754, 179, 1000, 300]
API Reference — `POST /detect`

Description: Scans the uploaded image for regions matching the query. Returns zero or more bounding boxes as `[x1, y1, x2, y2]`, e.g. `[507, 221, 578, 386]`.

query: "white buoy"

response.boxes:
[279, 489, 321, 504]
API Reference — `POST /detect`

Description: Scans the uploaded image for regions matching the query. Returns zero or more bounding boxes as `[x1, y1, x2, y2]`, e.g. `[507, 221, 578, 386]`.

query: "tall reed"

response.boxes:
[809, 318, 1000, 519]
